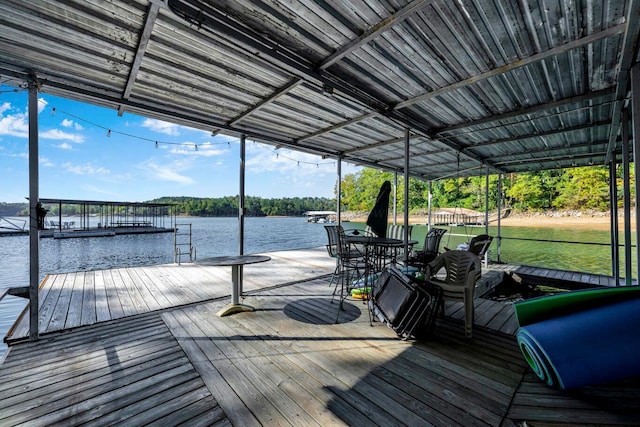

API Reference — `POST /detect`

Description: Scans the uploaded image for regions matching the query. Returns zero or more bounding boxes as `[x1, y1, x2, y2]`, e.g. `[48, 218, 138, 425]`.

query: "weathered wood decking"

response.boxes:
[5, 248, 336, 342]
[2, 248, 640, 426]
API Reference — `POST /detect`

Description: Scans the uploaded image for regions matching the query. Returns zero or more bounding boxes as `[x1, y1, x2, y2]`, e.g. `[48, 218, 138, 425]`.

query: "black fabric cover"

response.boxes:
[366, 180, 391, 238]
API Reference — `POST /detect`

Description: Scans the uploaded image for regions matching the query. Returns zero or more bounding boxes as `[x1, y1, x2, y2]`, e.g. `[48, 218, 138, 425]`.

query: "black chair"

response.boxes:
[324, 225, 367, 318]
[467, 234, 493, 266]
[405, 228, 447, 273]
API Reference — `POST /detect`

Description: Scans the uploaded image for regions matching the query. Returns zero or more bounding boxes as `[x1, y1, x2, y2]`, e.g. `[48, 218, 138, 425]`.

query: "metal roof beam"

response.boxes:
[228, 79, 303, 126]
[118, 1, 161, 116]
[491, 141, 610, 162]
[394, 24, 625, 110]
[462, 120, 611, 151]
[434, 89, 614, 136]
[296, 112, 378, 142]
[318, 0, 436, 70]
[605, 0, 640, 163]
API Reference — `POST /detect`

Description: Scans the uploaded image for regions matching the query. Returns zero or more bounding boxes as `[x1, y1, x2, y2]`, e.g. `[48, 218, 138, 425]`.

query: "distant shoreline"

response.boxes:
[341, 210, 635, 231]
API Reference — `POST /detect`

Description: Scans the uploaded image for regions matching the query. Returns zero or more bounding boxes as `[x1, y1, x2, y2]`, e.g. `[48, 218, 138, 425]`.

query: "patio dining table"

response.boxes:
[197, 254, 271, 317]
[344, 235, 417, 273]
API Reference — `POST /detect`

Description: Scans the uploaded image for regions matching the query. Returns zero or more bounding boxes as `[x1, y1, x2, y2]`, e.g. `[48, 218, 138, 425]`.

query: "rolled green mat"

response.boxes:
[514, 285, 640, 327]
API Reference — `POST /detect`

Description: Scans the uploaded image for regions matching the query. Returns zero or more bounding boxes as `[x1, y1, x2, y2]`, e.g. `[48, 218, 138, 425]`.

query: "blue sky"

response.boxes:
[0, 84, 360, 203]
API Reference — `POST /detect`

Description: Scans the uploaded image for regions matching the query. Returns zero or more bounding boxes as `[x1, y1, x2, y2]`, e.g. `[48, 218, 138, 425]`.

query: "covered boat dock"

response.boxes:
[37, 198, 175, 238]
[2, 0, 640, 425]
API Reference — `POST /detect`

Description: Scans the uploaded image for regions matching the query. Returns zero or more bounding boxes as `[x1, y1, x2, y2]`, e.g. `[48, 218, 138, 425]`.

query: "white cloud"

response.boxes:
[142, 118, 181, 136]
[0, 103, 28, 137]
[55, 142, 73, 150]
[246, 145, 333, 177]
[39, 156, 54, 167]
[41, 128, 85, 143]
[169, 143, 227, 157]
[37, 98, 47, 114]
[143, 160, 194, 184]
[63, 162, 110, 175]
[60, 118, 83, 130]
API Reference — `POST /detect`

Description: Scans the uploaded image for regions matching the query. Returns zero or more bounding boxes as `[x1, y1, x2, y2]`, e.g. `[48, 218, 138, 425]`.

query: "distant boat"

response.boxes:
[304, 211, 336, 223]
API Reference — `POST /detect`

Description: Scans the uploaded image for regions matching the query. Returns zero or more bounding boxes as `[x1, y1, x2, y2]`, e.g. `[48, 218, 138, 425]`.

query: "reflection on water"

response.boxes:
[0, 217, 633, 359]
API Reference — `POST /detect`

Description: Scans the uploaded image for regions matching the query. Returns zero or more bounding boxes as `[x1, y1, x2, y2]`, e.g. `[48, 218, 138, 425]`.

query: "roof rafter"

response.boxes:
[434, 89, 615, 136]
[462, 120, 611, 151]
[118, 1, 161, 116]
[605, 0, 640, 163]
[394, 24, 625, 110]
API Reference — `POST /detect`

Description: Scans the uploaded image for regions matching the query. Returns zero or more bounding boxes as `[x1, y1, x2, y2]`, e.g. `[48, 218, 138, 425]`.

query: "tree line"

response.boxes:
[341, 165, 625, 213]
[0, 165, 625, 217]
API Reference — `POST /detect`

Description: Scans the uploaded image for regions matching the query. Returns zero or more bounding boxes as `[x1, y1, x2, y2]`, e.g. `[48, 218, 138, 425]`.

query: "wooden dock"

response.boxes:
[1, 248, 639, 426]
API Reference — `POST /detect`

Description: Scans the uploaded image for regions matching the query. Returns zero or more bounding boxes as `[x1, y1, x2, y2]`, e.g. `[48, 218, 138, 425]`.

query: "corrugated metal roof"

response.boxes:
[0, 0, 637, 180]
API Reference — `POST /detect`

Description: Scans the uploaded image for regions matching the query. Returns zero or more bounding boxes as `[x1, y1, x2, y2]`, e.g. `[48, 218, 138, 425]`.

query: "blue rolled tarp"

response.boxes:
[514, 287, 640, 390]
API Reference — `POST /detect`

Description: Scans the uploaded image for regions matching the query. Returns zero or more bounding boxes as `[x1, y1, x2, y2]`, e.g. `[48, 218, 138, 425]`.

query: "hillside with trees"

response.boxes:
[340, 166, 624, 213]
[1, 165, 624, 217]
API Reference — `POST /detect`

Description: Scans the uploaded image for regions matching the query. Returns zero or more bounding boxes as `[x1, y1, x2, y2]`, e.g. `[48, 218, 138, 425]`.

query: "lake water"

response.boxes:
[0, 217, 631, 359]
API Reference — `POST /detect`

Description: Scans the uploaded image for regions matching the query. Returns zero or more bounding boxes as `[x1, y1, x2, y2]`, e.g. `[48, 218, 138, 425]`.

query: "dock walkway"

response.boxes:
[1, 248, 639, 425]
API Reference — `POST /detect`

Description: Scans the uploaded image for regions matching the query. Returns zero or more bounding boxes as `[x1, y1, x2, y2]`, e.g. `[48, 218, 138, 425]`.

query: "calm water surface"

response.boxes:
[0, 217, 631, 358]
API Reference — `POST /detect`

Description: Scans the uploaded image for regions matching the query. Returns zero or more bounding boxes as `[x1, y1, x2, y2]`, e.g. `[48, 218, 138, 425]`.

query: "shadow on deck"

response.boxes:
[1, 251, 639, 426]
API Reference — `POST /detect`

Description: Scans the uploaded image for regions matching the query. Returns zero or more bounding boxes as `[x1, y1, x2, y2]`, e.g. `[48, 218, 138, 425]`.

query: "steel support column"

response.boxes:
[631, 63, 640, 284]
[239, 135, 245, 257]
[622, 109, 633, 285]
[609, 160, 620, 284]
[28, 78, 39, 340]
[496, 174, 503, 263]
[485, 168, 490, 235]
[404, 129, 410, 253]
[337, 157, 342, 225]
[393, 171, 398, 225]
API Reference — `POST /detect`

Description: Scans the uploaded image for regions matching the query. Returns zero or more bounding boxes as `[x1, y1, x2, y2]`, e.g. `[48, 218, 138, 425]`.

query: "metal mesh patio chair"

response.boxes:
[405, 227, 447, 273]
[324, 225, 367, 320]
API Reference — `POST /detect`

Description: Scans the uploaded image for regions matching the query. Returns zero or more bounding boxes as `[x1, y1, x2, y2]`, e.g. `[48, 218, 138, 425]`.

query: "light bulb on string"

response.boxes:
[106, 129, 111, 137]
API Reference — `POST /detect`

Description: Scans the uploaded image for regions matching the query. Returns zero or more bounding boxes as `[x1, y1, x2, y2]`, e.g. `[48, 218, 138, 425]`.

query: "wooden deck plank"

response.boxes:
[0, 314, 225, 426]
[46, 273, 74, 333]
[165, 281, 525, 427]
[126, 267, 172, 310]
[80, 271, 97, 325]
[474, 298, 509, 328]
[113, 267, 150, 315]
[485, 303, 517, 335]
[93, 269, 110, 323]
[103, 269, 125, 319]
[188, 305, 325, 427]
[162, 310, 262, 427]
[64, 271, 84, 329]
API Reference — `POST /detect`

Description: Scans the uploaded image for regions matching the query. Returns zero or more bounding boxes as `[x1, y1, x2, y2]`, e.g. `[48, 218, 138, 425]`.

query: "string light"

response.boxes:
[37, 99, 336, 170]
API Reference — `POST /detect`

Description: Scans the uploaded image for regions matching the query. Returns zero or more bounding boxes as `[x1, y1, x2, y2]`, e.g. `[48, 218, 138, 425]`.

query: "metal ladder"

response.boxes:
[174, 223, 195, 264]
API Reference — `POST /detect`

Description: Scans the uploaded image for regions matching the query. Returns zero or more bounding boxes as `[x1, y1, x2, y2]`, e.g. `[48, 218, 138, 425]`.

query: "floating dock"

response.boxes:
[1, 248, 639, 426]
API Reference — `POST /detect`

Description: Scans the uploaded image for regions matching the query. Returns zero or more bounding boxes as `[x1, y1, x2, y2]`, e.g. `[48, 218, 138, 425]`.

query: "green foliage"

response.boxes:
[340, 165, 621, 213]
[150, 196, 335, 217]
[552, 167, 611, 210]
